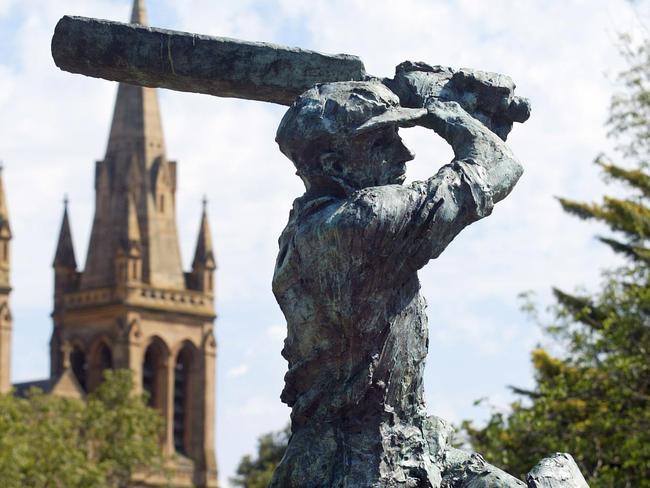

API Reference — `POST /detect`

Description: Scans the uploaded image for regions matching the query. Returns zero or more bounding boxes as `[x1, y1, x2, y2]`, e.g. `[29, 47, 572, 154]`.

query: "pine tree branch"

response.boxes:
[558, 196, 650, 240]
[557, 197, 603, 220]
[603, 196, 650, 238]
[552, 288, 608, 330]
[598, 236, 650, 263]
[507, 385, 542, 399]
[597, 157, 650, 198]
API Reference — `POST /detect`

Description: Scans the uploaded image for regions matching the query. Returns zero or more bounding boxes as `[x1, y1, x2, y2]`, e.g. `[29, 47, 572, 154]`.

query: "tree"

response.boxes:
[461, 34, 650, 488]
[231, 425, 289, 488]
[0, 369, 165, 488]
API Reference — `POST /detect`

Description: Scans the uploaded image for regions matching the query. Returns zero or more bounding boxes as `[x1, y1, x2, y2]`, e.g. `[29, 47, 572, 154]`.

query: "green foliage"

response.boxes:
[461, 34, 650, 488]
[0, 369, 165, 488]
[230, 425, 289, 488]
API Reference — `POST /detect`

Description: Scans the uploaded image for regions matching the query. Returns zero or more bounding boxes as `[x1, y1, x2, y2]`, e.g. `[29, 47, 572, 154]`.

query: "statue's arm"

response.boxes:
[337, 101, 523, 270]
[392, 101, 523, 269]
[387, 62, 527, 213]
[421, 100, 523, 206]
[330, 88, 524, 272]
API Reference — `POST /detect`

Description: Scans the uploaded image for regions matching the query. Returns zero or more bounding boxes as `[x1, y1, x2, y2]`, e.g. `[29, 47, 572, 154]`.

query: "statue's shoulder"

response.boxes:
[347, 183, 429, 220]
[290, 184, 429, 235]
[293, 195, 341, 222]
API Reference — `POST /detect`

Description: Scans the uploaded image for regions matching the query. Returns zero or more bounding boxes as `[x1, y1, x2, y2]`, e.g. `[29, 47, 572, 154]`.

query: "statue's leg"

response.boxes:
[440, 448, 526, 488]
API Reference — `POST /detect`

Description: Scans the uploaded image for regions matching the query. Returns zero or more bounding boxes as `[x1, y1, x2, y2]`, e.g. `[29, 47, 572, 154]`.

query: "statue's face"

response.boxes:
[277, 81, 425, 193]
[341, 125, 415, 188]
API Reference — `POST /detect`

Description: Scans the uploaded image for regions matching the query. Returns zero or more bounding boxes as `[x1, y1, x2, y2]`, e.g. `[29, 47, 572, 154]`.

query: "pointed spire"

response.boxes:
[104, 76, 165, 164]
[192, 197, 216, 270]
[105, 1, 164, 165]
[81, 0, 185, 291]
[53, 196, 76, 269]
[0, 163, 11, 239]
[130, 0, 148, 25]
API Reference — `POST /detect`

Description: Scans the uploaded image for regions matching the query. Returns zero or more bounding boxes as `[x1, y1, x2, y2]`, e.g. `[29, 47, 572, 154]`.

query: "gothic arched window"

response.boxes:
[173, 343, 195, 456]
[97, 343, 112, 374]
[143, 338, 167, 410]
[70, 346, 87, 392]
[88, 342, 113, 391]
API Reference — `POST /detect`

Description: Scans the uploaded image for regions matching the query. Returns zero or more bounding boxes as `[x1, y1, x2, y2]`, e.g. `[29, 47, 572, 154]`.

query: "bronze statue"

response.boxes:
[51, 15, 590, 488]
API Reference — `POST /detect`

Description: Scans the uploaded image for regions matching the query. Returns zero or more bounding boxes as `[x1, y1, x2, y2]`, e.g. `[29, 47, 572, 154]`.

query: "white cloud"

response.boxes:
[0, 0, 15, 17]
[226, 364, 250, 379]
[229, 395, 287, 418]
[266, 324, 286, 341]
[0, 66, 15, 107]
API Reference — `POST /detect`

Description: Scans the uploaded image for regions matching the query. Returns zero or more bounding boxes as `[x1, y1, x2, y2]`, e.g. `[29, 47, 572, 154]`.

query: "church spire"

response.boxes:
[81, 0, 185, 290]
[190, 198, 216, 293]
[53, 196, 77, 270]
[104, 0, 163, 164]
[192, 197, 216, 270]
[48, 3, 218, 483]
[130, 0, 147, 25]
[103, 64, 165, 165]
[53, 197, 79, 310]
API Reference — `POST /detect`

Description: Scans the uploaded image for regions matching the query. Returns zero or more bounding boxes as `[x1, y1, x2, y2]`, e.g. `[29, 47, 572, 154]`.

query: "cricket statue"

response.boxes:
[51, 13, 590, 488]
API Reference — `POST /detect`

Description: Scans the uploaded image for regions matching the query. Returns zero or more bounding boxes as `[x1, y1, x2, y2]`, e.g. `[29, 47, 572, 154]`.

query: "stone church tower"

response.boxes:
[49, 1, 218, 486]
[0, 167, 11, 395]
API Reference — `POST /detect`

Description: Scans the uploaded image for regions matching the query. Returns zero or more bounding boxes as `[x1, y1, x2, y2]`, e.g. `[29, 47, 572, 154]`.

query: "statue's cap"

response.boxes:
[276, 81, 425, 162]
[355, 104, 427, 135]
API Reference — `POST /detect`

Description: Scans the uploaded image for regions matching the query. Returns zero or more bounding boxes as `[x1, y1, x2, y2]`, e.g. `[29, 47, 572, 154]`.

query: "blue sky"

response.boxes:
[0, 0, 644, 485]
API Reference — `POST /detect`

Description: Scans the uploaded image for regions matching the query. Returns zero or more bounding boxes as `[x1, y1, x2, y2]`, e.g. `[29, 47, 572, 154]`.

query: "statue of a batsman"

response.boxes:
[270, 65, 529, 487]
[51, 16, 591, 488]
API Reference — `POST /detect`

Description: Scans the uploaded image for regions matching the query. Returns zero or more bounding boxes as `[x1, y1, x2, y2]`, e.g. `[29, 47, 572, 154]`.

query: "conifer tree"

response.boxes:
[462, 34, 650, 488]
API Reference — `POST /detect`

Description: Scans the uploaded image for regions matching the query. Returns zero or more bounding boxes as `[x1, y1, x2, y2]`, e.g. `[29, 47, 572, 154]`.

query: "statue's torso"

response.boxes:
[270, 174, 495, 487]
[272, 192, 431, 427]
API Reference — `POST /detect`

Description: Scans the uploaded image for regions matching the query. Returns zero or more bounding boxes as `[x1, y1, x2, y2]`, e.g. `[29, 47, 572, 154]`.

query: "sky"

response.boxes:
[0, 0, 645, 485]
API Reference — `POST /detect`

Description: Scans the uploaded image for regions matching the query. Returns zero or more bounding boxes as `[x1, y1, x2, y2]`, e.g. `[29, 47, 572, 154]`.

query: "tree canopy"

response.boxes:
[462, 34, 650, 488]
[230, 425, 289, 488]
[0, 369, 165, 488]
